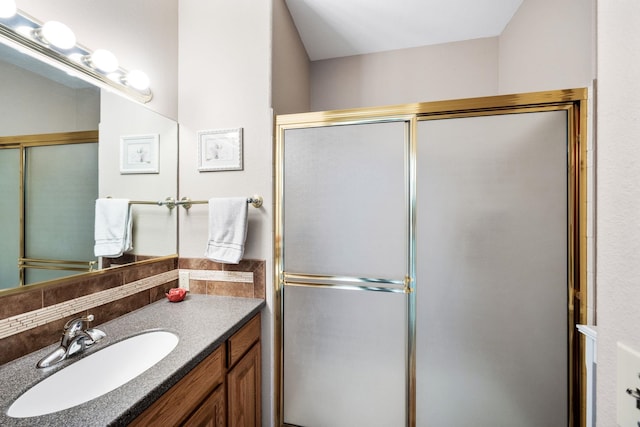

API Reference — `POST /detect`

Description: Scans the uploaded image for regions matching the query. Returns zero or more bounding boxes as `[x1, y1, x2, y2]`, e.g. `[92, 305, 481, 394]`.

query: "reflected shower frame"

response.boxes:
[0, 130, 99, 287]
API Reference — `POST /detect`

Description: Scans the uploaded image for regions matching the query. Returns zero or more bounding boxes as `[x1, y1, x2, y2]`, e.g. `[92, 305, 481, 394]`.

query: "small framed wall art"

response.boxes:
[198, 128, 243, 172]
[120, 134, 159, 174]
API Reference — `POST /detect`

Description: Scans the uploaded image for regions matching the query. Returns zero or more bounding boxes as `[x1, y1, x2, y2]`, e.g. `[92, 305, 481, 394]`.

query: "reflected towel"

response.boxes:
[94, 198, 133, 257]
[204, 197, 248, 264]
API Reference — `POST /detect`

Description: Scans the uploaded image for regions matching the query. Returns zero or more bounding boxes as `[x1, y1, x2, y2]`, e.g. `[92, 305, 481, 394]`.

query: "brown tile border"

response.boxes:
[178, 258, 265, 299]
[0, 288, 42, 319]
[43, 271, 124, 307]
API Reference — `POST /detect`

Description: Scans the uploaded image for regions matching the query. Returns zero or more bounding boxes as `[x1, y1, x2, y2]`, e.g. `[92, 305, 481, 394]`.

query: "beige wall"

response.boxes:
[498, 0, 595, 94]
[272, 0, 310, 114]
[177, 1, 274, 424]
[177, 0, 272, 275]
[596, 1, 640, 425]
[310, 37, 499, 111]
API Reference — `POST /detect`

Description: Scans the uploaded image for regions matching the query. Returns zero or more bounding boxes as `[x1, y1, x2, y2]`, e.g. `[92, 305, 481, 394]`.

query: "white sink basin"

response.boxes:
[7, 330, 179, 418]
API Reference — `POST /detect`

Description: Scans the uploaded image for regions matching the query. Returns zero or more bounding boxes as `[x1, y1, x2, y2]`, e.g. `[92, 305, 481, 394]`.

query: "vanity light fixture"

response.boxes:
[123, 69, 150, 91]
[34, 21, 76, 49]
[84, 48, 119, 73]
[0, 8, 152, 103]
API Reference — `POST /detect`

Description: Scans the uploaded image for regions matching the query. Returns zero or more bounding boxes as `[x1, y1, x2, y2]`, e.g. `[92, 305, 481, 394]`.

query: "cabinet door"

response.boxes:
[227, 342, 261, 427]
[182, 384, 225, 427]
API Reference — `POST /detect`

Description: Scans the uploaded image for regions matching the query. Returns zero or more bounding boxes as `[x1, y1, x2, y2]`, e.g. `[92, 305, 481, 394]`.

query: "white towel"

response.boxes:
[94, 198, 133, 257]
[204, 197, 248, 264]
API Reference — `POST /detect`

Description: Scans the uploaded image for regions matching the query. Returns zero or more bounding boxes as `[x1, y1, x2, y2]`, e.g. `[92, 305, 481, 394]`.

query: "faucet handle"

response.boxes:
[64, 314, 95, 333]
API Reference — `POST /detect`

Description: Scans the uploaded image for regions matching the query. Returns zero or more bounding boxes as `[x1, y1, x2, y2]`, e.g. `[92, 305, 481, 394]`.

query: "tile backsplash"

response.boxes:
[0, 256, 265, 365]
[178, 258, 265, 299]
[0, 270, 178, 340]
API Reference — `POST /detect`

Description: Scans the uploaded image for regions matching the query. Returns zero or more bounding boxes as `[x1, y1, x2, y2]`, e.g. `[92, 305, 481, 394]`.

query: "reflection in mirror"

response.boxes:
[0, 42, 99, 289]
[98, 90, 178, 266]
[23, 135, 99, 285]
[0, 42, 177, 292]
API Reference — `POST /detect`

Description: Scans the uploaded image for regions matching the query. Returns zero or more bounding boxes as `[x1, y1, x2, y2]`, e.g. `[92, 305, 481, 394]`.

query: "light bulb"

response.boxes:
[0, 0, 16, 18]
[124, 70, 150, 91]
[39, 21, 76, 49]
[88, 49, 119, 73]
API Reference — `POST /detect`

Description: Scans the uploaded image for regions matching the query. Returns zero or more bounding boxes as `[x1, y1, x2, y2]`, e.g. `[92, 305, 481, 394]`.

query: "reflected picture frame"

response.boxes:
[198, 128, 243, 172]
[120, 134, 159, 174]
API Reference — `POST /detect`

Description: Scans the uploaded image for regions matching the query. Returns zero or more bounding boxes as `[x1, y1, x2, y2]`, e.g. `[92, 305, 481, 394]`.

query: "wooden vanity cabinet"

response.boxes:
[129, 344, 225, 427]
[226, 315, 261, 427]
[182, 384, 226, 427]
[130, 313, 261, 427]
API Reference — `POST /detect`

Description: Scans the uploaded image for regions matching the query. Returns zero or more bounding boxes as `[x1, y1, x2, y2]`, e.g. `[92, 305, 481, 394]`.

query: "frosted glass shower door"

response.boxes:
[24, 143, 98, 284]
[283, 286, 407, 427]
[282, 122, 407, 278]
[282, 121, 408, 426]
[416, 111, 569, 426]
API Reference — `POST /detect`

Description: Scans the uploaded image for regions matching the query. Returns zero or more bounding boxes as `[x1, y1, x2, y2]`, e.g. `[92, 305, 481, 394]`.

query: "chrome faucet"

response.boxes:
[36, 314, 106, 368]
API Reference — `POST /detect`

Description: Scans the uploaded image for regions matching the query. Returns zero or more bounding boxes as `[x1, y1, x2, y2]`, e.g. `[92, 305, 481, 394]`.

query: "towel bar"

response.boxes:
[106, 196, 177, 210]
[106, 196, 263, 210]
[128, 197, 177, 210]
[178, 195, 263, 210]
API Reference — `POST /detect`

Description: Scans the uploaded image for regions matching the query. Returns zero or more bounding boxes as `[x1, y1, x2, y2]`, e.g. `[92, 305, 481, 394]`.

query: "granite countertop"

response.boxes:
[0, 294, 265, 426]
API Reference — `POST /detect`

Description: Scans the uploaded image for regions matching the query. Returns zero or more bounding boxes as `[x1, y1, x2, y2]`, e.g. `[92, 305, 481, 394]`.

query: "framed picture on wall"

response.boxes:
[197, 128, 243, 172]
[120, 134, 160, 174]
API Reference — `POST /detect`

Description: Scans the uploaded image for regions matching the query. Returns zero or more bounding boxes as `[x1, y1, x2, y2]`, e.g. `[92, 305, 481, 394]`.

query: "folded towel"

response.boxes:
[94, 198, 133, 257]
[204, 197, 248, 264]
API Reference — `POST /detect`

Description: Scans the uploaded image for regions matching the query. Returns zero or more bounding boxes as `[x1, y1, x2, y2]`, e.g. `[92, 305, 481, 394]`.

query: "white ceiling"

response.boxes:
[285, 0, 524, 61]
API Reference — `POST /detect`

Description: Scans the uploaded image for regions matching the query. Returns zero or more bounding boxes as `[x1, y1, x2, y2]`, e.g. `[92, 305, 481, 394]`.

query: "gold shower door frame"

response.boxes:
[274, 88, 588, 427]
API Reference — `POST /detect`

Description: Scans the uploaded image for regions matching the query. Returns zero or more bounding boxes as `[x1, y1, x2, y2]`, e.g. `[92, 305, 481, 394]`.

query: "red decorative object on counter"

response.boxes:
[166, 287, 188, 302]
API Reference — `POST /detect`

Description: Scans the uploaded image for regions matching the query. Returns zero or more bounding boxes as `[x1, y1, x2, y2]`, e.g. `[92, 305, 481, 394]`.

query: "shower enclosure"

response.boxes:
[274, 89, 587, 427]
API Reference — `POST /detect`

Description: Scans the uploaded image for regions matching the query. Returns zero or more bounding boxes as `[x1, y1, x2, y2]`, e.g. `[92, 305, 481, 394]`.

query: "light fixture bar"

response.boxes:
[0, 10, 152, 103]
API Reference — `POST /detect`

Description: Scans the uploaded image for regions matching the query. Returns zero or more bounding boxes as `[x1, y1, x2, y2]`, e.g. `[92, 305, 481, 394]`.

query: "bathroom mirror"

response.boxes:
[0, 40, 178, 291]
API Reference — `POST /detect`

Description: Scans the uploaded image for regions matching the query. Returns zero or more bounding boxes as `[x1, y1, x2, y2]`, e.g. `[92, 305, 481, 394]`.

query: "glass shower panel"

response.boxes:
[24, 143, 98, 284]
[283, 285, 407, 426]
[416, 111, 569, 426]
[283, 121, 406, 279]
[0, 148, 20, 289]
